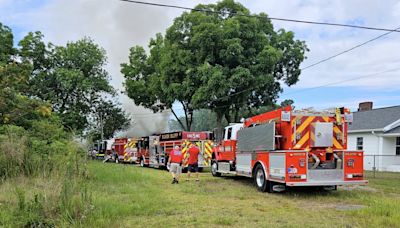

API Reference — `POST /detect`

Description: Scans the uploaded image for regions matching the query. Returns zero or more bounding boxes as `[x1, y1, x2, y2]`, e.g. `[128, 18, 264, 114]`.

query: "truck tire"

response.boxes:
[211, 160, 221, 177]
[254, 165, 273, 192]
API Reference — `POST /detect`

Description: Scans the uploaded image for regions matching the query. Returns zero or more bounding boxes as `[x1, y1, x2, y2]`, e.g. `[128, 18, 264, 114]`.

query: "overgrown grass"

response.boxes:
[0, 135, 91, 227]
[82, 162, 400, 227]
[0, 123, 73, 180]
[2, 161, 399, 227]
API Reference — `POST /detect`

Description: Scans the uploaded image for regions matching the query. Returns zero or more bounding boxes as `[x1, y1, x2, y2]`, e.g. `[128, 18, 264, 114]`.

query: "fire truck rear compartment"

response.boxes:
[213, 107, 368, 191]
[239, 121, 363, 187]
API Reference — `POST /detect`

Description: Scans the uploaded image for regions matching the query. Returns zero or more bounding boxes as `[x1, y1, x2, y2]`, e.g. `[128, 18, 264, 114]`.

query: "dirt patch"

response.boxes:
[388, 193, 400, 199]
[299, 202, 366, 211]
[340, 185, 377, 192]
[334, 204, 366, 211]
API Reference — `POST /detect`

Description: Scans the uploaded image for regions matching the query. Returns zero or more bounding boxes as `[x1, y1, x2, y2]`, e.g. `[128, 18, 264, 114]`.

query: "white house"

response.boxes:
[348, 103, 400, 172]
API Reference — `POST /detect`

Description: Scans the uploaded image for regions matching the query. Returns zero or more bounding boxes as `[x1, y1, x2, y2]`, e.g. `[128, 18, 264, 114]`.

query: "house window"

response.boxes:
[396, 137, 400, 156]
[356, 137, 363, 150]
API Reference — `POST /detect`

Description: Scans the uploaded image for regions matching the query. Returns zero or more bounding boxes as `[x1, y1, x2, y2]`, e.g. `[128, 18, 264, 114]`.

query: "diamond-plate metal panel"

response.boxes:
[237, 123, 275, 152]
[312, 122, 333, 147]
[308, 169, 343, 181]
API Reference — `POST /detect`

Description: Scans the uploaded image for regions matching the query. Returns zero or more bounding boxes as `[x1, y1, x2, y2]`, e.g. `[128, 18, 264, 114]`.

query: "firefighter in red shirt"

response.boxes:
[167, 146, 183, 184]
[186, 144, 200, 181]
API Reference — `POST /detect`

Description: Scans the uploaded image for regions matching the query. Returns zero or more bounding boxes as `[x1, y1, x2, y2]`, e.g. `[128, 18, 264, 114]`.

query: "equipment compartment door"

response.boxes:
[236, 153, 252, 176]
[269, 153, 286, 181]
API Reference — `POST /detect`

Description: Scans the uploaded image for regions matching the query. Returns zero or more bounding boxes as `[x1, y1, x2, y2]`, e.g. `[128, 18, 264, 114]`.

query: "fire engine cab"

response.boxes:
[211, 106, 368, 192]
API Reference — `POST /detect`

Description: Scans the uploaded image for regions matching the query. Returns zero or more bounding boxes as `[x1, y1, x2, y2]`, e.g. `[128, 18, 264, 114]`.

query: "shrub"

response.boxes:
[0, 119, 76, 179]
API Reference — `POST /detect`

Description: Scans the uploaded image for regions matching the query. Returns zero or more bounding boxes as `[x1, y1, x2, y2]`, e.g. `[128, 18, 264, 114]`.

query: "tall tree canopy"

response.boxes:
[0, 23, 130, 137]
[122, 0, 307, 131]
[18, 33, 112, 132]
[0, 23, 15, 64]
[0, 23, 54, 128]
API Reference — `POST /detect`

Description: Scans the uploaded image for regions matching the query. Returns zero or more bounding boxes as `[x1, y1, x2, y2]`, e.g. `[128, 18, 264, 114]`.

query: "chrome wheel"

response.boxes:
[212, 162, 218, 175]
[256, 168, 265, 188]
[211, 161, 221, 177]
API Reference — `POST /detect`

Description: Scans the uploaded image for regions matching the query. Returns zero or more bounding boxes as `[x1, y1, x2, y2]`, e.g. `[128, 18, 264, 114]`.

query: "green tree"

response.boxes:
[18, 33, 124, 133]
[280, 99, 294, 109]
[122, 0, 307, 132]
[0, 24, 53, 129]
[87, 100, 131, 140]
[0, 23, 15, 64]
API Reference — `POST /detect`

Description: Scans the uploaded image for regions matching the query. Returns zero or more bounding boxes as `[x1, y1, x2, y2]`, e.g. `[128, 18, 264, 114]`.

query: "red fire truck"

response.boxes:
[137, 131, 213, 170]
[211, 106, 368, 192]
[112, 138, 138, 164]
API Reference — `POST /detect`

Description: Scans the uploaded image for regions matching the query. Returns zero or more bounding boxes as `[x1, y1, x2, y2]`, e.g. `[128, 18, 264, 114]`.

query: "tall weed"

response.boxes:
[59, 142, 92, 225]
[0, 125, 27, 179]
[0, 123, 93, 226]
[14, 188, 55, 227]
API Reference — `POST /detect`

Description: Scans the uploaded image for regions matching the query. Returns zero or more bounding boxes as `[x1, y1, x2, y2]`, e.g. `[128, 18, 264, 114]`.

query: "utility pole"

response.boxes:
[100, 112, 104, 142]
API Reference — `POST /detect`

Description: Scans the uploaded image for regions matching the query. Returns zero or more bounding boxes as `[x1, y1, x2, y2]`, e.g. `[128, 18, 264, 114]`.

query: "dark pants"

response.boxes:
[188, 163, 199, 172]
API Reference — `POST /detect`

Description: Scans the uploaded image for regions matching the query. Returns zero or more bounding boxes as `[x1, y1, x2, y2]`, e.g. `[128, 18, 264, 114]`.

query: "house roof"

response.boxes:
[385, 126, 400, 134]
[348, 105, 400, 131]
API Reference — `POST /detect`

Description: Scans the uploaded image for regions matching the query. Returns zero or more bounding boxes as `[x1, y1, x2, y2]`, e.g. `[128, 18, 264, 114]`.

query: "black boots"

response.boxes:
[171, 178, 179, 184]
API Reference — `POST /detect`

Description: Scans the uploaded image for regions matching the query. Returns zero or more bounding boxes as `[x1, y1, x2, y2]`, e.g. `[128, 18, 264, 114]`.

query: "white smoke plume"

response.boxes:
[5, 0, 399, 124]
[8, 0, 212, 137]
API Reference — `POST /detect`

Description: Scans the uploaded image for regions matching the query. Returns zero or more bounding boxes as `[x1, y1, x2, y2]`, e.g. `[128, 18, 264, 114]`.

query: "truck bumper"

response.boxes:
[286, 180, 368, 187]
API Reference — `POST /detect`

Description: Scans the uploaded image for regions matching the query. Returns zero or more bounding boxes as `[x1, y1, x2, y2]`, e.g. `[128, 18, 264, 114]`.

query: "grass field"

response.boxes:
[1, 161, 400, 227]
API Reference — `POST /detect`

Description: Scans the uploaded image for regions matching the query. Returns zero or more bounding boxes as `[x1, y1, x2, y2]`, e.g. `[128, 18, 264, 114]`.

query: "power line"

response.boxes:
[197, 25, 400, 103]
[120, 0, 400, 101]
[119, 0, 400, 33]
[194, 66, 400, 110]
[129, 110, 171, 116]
[301, 26, 400, 70]
[128, 112, 162, 116]
[119, 0, 400, 113]
[129, 67, 400, 117]
[281, 66, 400, 97]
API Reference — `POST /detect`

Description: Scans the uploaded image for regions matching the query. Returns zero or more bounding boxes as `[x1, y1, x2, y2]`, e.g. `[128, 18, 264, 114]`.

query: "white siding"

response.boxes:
[348, 133, 379, 171]
[348, 133, 379, 154]
[381, 137, 400, 171]
[349, 132, 400, 171]
[382, 137, 396, 155]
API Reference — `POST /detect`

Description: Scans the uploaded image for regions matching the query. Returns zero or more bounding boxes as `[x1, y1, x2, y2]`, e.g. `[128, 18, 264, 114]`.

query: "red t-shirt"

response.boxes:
[188, 146, 200, 164]
[169, 149, 183, 163]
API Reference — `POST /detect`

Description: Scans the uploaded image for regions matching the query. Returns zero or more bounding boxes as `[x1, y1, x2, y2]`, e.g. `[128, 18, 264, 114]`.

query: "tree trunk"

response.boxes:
[181, 101, 191, 131]
[171, 109, 187, 131]
[233, 106, 240, 123]
[224, 112, 231, 124]
[215, 112, 224, 142]
[188, 110, 193, 131]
